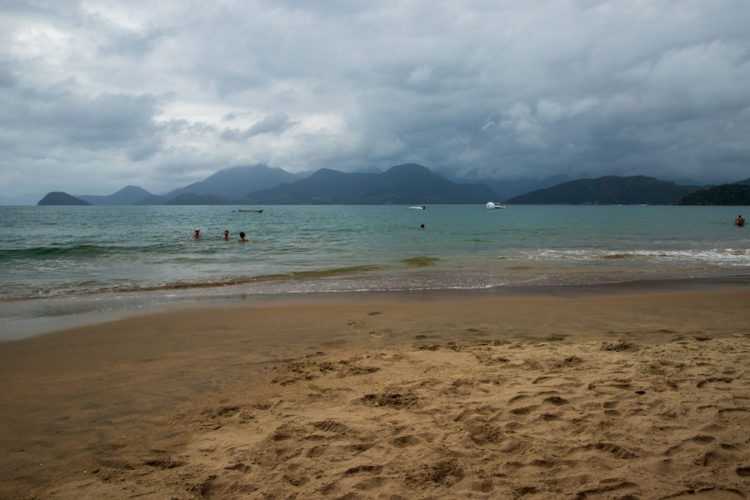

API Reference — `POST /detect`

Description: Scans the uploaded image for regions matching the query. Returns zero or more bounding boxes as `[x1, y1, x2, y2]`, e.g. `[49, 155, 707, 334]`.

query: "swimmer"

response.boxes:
[736, 215, 745, 227]
[238, 231, 249, 242]
[192, 228, 201, 239]
[223, 230, 230, 240]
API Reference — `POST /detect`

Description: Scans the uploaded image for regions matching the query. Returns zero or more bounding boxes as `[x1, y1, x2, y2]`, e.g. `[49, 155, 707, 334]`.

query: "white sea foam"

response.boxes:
[521, 248, 750, 266]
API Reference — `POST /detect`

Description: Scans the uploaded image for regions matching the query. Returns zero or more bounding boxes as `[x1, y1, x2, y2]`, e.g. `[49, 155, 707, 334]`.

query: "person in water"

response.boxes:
[238, 231, 249, 242]
[736, 215, 745, 227]
[192, 228, 201, 239]
[223, 230, 230, 240]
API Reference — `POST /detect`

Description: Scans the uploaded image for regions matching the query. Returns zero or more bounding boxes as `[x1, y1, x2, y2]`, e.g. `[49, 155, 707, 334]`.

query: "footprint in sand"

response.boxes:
[696, 376, 734, 388]
[352, 475, 386, 491]
[391, 435, 420, 448]
[224, 462, 252, 473]
[312, 420, 348, 434]
[142, 457, 185, 469]
[582, 442, 639, 459]
[305, 445, 328, 458]
[405, 459, 465, 488]
[360, 392, 418, 409]
[508, 394, 529, 405]
[601, 340, 639, 352]
[464, 418, 503, 445]
[510, 406, 536, 416]
[283, 471, 309, 487]
[576, 479, 639, 498]
[543, 396, 569, 406]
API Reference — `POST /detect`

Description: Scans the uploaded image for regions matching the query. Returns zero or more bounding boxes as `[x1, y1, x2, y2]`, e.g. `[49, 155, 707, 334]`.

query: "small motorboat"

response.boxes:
[408, 205, 426, 210]
[485, 202, 506, 209]
[238, 209, 263, 213]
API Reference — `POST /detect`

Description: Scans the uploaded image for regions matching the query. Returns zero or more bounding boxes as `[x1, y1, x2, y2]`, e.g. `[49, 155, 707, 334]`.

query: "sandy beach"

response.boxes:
[1, 288, 749, 499]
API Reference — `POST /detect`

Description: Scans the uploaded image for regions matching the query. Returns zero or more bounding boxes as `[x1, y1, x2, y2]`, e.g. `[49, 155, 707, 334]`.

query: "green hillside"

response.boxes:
[508, 176, 698, 205]
[678, 184, 750, 205]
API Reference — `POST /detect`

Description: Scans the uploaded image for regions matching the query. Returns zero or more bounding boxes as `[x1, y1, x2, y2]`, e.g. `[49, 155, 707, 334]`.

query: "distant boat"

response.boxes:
[238, 209, 263, 213]
[485, 202, 506, 209]
[408, 205, 426, 210]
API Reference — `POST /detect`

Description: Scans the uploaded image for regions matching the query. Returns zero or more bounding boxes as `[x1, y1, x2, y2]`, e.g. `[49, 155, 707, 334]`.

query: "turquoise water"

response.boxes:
[1, 204, 748, 338]
[1, 204, 749, 299]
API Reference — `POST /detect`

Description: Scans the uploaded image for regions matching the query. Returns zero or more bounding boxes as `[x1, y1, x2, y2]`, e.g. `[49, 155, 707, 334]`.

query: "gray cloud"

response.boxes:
[1, 0, 749, 203]
[98, 25, 167, 58]
[220, 112, 293, 141]
[0, 60, 15, 88]
[1, 82, 162, 154]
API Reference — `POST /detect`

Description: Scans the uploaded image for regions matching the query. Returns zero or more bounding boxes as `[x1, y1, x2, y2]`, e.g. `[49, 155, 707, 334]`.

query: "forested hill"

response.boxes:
[507, 176, 699, 205]
[37, 192, 91, 206]
[678, 184, 750, 205]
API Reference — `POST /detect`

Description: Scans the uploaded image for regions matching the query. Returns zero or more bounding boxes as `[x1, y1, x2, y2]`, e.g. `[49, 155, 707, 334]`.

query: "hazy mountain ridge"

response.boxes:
[165, 164, 297, 200]
[41, 164, 497, 205]
[78, 186, 152, 205]
[242, 164, 496, 204]
[36, 166, 750, 206]
[68, 165, 297, 206]
[165, 193, 236, 205]
[442, 172, 573, 201]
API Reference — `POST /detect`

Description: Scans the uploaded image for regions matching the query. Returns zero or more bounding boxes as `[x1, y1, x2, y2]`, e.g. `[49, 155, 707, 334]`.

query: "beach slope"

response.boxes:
[1, 291, 749, 498]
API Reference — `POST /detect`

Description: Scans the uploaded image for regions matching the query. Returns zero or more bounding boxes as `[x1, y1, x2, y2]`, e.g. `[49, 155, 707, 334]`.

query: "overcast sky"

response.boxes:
[1, 1, 749, 203]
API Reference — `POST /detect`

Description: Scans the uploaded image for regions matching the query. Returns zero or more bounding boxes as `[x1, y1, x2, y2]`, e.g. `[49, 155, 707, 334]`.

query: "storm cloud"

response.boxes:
[1, 1, 749, 203]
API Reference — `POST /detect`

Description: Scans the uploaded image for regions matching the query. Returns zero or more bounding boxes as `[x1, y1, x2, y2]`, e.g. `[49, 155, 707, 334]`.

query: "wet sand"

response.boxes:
[1, 288, 749, 498]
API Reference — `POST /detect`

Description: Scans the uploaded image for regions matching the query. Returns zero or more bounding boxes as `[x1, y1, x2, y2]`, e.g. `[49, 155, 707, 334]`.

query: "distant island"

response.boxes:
[37, 164, 750, 206]
[37, 192, 91, 206]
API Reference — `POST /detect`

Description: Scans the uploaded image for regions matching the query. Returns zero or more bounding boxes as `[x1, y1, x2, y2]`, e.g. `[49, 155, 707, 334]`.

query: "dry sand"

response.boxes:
[1, 289, 749, 499]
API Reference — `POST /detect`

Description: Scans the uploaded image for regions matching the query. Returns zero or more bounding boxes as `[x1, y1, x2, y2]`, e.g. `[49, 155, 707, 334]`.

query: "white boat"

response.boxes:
[408, 205, 426, 210]
[485, 202, 506, 209]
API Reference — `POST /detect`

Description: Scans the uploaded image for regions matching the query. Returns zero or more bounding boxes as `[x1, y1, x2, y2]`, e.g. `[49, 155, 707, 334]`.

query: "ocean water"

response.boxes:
[1, 204, 749, 338]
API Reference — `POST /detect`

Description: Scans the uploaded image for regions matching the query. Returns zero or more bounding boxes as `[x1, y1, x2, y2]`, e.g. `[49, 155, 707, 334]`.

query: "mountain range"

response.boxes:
[37, 164, 750, 206]
[240, 164, 495, 204]
[44, 164, 496, 205]
[164, 165, 299, 200]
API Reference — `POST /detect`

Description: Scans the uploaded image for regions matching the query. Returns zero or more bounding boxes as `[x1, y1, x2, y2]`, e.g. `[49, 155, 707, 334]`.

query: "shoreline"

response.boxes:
[1, 287, 749, 497]
[2, 272, 750, 342]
